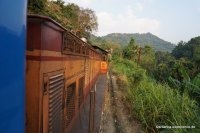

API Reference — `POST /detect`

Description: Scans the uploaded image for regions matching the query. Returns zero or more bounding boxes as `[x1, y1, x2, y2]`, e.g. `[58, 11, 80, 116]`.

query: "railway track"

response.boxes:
[100, 69, 141, 133]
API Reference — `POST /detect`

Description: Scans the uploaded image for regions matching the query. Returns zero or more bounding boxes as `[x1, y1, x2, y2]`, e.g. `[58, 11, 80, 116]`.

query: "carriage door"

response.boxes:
[43, 70, 65, 133]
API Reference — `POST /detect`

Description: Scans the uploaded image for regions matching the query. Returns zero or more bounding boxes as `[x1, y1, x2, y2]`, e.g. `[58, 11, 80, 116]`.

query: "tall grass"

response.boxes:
[112, 58, 200, 132]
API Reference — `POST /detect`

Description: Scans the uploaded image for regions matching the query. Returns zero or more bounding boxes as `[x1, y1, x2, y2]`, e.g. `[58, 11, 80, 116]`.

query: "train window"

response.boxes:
[78, 77, 85, 108]
[66, 82, 76, 127]
[75, 41, 81, 53]
[89, 50, 92, 57]
[63, 32, 74, 53]
[70, 40, 75, 52]
[62, 32, 90, 56]
[103, 55, 106, 61]
[63, 33, 67, 51]
[87, 48, 89, 55]
[82, 46, 86, 54]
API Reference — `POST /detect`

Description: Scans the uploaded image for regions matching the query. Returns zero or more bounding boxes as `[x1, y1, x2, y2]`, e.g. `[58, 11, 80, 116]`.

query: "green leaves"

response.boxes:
[168, 62, 200, 106]
[28, 0, 98, 39]
[127, 78, 200, 132]
[123, 38, 139, 60]
[112, 57, 200, 132]
[192, 73, 200, 87]
[172, 36, 200, 64]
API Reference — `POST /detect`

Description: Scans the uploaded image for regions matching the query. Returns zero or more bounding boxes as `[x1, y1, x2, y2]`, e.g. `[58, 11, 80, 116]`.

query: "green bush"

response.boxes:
[127, 80, 200, 132]
[112, 58, 146, 83]
[112, 57, 200, 133]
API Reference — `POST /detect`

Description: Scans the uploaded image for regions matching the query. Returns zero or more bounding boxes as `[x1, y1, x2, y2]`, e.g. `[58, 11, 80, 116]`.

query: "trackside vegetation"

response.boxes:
[112, 58, 200, 132]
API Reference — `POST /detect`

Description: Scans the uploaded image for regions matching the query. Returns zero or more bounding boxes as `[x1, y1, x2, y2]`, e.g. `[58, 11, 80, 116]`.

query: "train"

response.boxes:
[0, 1, 27, 133]
[26, 15, 108, 133]
[0, 1, 108, 132]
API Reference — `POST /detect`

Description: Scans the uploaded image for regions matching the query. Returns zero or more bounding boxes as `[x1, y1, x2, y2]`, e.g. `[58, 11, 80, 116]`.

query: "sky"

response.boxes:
[64, 0, 200, 44]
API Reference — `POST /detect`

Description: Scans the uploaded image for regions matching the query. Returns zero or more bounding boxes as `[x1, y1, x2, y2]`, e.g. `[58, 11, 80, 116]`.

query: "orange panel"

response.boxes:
[101, 61, 108, 73]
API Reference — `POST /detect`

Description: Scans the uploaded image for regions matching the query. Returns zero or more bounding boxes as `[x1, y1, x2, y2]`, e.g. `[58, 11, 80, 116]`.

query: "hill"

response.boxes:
[91, 33, 175, 52]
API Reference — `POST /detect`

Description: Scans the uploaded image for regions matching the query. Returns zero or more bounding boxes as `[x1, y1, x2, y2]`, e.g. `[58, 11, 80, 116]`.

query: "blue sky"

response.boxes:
[64, 0, 200, 44]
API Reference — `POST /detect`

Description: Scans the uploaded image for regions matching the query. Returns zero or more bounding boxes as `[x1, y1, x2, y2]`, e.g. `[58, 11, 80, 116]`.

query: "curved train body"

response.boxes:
[26, 15, 107, 133]
[0, 1, 27, 133]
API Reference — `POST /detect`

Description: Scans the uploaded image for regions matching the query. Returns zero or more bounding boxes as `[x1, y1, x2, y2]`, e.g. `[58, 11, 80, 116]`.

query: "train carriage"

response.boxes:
[26, 15, 107, 133]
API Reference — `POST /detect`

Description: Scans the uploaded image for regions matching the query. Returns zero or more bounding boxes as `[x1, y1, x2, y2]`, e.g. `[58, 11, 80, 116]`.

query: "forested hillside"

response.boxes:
[172, 36, 200, 63]
[91, 33, 175, 52]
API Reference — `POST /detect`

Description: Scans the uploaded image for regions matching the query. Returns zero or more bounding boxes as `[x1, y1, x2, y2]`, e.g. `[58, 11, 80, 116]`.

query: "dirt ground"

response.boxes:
[99, 73, 142, 133]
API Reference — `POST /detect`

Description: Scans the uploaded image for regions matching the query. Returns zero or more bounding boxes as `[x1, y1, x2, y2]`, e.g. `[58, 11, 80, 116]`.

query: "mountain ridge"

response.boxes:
[91, 32, 175, 52]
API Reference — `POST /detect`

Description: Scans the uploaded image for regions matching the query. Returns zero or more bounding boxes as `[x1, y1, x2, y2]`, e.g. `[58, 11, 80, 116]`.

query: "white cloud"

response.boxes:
[96, 8, 160, 36]
[137, 3, 144, 11]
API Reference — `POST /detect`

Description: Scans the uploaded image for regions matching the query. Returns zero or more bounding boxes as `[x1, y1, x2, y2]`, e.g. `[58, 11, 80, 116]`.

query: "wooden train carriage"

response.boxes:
[26, 15, 102, 133]
[92, 45, 109, 73]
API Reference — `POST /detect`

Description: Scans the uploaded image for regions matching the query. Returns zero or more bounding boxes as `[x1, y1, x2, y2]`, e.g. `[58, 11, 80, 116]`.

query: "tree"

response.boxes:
[153, 51, 176, 82]
[172, 37, 200, 62]
[123, 38, 138, 60]
[62, 3, 81, 31]
[53, 0, 65, 8]
[143, 45, 152, 54]
[28, 0, 47, 14]
[28, 0, 98, 39]
[140, 45, 155, 75]
[172, 41, 186, 59]
[171, 37, 200, 77]
[51, 2, 98, 39]
[76, 8, 98, 38]
[193, 43, 200, 63]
